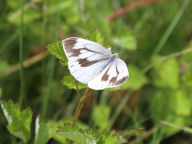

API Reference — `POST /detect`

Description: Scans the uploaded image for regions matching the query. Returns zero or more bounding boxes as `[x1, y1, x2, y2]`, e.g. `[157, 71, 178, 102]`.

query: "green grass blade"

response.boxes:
[152, 0, 190, 58]
[42, 0, 61, 116]
[109, 91, 132, 128]
[19, 0, 25, 106]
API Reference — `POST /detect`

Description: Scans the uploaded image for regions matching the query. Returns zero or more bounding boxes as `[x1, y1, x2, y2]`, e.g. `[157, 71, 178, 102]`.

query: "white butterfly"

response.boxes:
[62, 37, 129, 90]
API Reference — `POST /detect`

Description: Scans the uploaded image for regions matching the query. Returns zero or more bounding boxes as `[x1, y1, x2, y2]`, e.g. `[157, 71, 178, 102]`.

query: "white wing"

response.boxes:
[62, 37, 111, 84]
[88, 58, 129, 90]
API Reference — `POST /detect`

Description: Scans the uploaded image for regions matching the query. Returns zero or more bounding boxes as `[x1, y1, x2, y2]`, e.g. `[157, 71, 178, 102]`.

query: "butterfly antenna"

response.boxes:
[127, 51, 140, 54]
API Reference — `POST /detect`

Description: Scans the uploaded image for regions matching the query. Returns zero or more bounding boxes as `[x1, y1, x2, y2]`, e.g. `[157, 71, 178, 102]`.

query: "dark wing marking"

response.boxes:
[116, 76, 128, 85]
[101, 67, 110, 81]
[62, 37, 111, 84]
[78, 58, 109, 67]
[108, 63, 128, 86]
[63, 37, 108, 58]
[64, 37, 77, 52]
[88, 58, 129, 90]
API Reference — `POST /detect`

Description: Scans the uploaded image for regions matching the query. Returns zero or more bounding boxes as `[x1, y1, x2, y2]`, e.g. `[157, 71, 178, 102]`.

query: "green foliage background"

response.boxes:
[0, 0, 192, 143]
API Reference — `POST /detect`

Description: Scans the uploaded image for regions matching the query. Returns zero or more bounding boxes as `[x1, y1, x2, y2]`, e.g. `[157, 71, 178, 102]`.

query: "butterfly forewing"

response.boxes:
[62, 37, 111, 84]
[88, 58, 129, 90]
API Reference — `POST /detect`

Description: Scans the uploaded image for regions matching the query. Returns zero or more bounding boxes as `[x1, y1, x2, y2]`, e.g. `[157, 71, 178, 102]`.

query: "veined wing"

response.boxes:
[62, 37, 111, 84]
[88, 58, 129, 90]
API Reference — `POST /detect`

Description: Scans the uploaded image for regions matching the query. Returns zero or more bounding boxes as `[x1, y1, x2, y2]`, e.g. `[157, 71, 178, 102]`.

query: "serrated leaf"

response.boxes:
[0, 100, 32, 142]
[47, 41, 67, 66]
[34, 116, 51, 144]
[92, 105, 110, 129]
[55, 123, 126, 144]
[56, 123, 96, 144]
[47, 120, 89, 144]
[88, 30, 110, 48]
[62, 75, 87, 90]
[47, 121, 67, 144]
[96, 130, 126, 144]
[58, 131, 96, 144]
[154, 58, 179, 89]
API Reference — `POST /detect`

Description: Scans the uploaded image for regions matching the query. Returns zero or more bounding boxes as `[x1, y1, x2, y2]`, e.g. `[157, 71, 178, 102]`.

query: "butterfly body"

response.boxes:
[96, 54, 117, 76]
[62, 37, 129, 90]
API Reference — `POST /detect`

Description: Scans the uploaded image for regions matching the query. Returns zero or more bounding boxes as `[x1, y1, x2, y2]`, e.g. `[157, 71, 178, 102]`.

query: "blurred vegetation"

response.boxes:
[0, 0, 192, 143]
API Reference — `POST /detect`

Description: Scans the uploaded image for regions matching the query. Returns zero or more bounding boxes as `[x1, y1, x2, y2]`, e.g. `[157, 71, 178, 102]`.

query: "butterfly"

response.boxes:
[62, 37, 129, 90]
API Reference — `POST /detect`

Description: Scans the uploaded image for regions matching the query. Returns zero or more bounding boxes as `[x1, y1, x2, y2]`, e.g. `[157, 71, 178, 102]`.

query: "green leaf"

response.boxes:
[47, 121, 67, 144]
[92, 105, 110, 129]
[163, 115, 192, 136]
[113, 31, 137, 50]
[150, 90, 170, 123]
[55, 123, 126, 144]
[154, 58, 179, 89]
[88, 30, 110, 48]
[47, 41, 67, 66]
[181, 64, 192, 86]
[96, 130, 126, 144]
[58, 132, 96, 144]
[40, 120, 90, 144]
[34, 116, 51, 144]
[0, 100, 32, 142]
[170, 90, 191, 116]
[150, 89, 192, 136]
[62, 75, 87, 90]
[56, 123, 96, 144]
[114, 65, 148, 90]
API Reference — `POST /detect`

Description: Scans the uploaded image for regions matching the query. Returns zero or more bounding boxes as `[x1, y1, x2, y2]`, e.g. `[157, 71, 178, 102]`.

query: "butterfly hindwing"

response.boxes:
[62, 37, 111, 84]
[88, 58, 129, 90]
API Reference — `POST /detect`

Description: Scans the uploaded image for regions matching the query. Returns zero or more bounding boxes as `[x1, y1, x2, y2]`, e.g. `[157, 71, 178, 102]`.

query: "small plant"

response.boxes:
[0, 31, 127, 144]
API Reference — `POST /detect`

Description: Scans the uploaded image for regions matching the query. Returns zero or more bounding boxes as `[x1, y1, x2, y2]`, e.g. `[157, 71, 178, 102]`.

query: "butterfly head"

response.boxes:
[114, 53, 118, 57]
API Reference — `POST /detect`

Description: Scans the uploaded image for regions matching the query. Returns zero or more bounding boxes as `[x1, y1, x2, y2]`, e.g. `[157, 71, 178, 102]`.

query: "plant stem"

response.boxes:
[109, 90, 132, 128]
[160, 120, 192, 133]
[75, 80, 80, 102]
[106, 0, 166, 20]
[67, 87, 90, 144]
[19, 0, 25, 107]
[73, 88, 90, 125]
[143, 47, 192, 74]
[151, 0, 190, 58]
[128, 129, 154, 144]
[5, 51, 49, 75]
[42, 56, 55, 116]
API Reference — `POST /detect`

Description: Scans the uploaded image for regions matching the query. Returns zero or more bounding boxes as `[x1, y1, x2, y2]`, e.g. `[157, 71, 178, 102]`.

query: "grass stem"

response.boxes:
[73, 88, 90, 125]
[19, 0, 25, 106]
[152, 0, 190, 58]
[109, 90, 132, 128]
